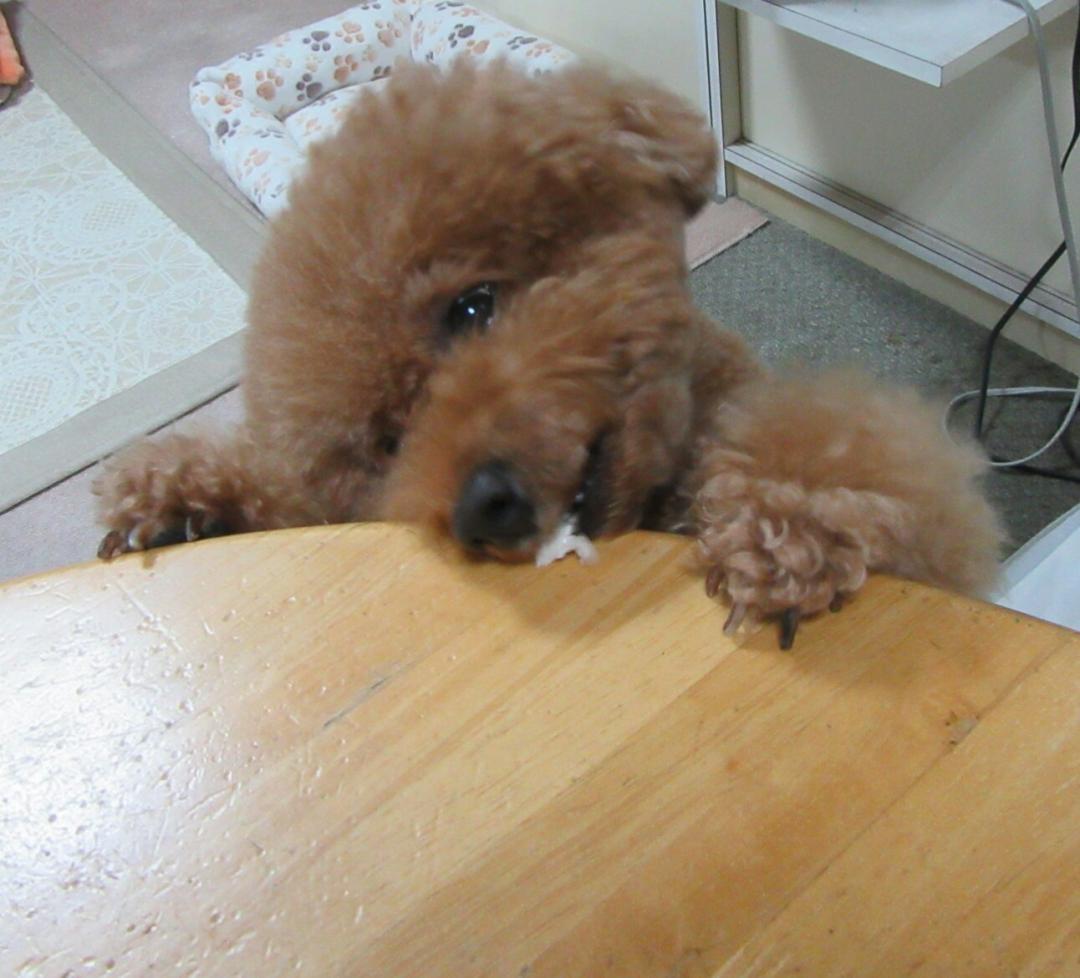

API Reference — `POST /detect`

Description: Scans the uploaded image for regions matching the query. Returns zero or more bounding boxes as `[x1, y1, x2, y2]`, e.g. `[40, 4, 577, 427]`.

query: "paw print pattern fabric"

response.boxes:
[410, 2, 574, 73]
[190, 1, 574, 218]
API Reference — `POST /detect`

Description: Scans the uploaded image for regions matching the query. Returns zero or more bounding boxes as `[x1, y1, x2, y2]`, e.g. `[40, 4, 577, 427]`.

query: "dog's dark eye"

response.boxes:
[377, 432, 401, 457]
[443, 283, 496, 337]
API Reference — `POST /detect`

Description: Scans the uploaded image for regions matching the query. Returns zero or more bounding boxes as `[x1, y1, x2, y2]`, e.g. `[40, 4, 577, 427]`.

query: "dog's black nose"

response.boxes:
[453, 461, 536, 550]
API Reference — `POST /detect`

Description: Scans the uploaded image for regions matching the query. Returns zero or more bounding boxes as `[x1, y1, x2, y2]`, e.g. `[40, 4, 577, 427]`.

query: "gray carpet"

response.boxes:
[690, 217, 1080, 555]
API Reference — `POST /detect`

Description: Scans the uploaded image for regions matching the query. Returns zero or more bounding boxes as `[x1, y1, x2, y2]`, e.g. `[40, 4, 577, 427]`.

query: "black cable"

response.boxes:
[973, 242, 1065, 437]
[971, 4, 1080, 485]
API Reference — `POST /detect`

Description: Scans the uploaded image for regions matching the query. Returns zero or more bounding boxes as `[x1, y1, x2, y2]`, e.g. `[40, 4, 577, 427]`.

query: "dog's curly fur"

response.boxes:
[95, 60, 1002, 637]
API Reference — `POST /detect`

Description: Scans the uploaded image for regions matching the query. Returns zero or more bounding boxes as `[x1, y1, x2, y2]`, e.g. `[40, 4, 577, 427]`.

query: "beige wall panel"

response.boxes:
[477, 0, 708, 109]
[739, 12, 1080, 299]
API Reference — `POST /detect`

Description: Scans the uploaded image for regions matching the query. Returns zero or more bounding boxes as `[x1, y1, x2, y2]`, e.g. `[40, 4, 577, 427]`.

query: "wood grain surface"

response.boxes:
[1, 524, 1077, 977]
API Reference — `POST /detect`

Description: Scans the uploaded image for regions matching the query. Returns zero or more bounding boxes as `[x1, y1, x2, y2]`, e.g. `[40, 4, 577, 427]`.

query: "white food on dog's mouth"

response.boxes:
[535, 515, 598, 567]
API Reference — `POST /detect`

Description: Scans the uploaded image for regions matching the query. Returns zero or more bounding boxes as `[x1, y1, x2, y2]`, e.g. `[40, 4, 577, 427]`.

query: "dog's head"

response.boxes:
[247, 59, 729, 559]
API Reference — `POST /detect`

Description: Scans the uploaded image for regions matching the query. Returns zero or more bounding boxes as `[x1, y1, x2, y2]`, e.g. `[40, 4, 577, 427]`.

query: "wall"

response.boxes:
[475, 0, 709, 111]
[734, 8, 1080, 367]
[455, 4, 1080, 368]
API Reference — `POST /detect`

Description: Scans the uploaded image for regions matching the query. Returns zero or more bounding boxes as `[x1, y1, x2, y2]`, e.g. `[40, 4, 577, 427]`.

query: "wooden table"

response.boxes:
[2, 525, 1077, 977]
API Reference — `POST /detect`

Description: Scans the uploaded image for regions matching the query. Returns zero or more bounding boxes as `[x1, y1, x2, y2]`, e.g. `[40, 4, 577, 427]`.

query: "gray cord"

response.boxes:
[947, 0, 1080, 466]
[1007, 0, 1080, 307]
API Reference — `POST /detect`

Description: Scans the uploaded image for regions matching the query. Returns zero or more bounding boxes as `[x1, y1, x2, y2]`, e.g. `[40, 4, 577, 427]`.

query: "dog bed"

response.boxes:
[190, 1, 574, 218]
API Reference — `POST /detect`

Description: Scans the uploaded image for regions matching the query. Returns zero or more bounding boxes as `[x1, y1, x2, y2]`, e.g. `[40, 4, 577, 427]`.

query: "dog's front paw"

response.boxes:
[97, 511, 232, 559]
[93, 435, 239, 560]
[697, 498, 869, 649]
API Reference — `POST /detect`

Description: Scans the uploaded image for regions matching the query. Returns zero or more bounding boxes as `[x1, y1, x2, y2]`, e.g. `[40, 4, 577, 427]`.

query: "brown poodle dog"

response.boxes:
[95, 60, 1002, 647]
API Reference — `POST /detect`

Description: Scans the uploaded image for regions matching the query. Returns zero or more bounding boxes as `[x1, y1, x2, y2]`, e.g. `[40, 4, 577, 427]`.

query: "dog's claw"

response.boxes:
[779, 608, 800, 650]
[705, 565, 724, 599]
[183, 512, 230, 542]
[723, 601, 747, 636]
[829, 593, 844, 613]
[97, 529, 128, 560]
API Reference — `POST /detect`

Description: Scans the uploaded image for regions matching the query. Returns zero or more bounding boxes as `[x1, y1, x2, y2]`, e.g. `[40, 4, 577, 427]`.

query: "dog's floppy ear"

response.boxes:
[552, 66, 718, 216]
[606, 76, 719, 215]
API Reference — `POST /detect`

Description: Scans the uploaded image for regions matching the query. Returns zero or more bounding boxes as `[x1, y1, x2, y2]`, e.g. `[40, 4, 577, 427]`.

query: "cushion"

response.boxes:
[190, 1, 574, 218]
